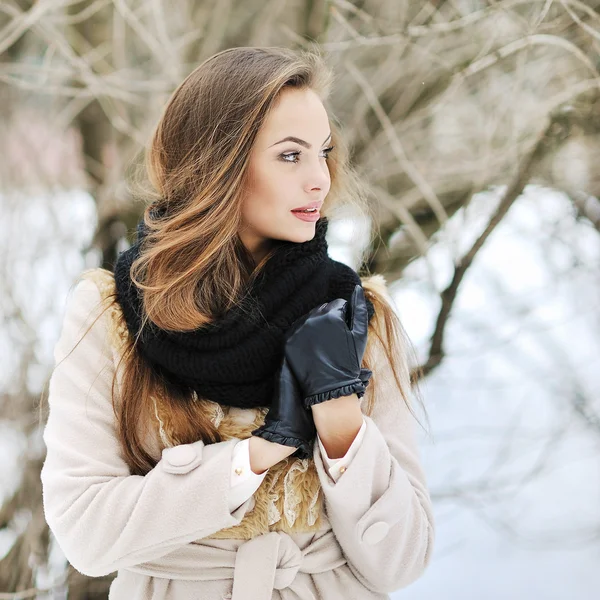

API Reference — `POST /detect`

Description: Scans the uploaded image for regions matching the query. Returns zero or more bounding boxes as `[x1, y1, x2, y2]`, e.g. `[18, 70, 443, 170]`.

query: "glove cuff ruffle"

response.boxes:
[304, 379, 367, 408]
[304, 367, 374, 408]
[251, 427, 314, 460]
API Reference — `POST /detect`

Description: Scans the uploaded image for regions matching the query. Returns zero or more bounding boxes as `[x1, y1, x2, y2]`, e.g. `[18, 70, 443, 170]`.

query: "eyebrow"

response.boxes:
[269, 132, 332, 149]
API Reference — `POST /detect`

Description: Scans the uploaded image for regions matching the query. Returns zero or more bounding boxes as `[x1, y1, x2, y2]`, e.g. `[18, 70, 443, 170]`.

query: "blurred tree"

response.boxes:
[1, 0, 600, 597]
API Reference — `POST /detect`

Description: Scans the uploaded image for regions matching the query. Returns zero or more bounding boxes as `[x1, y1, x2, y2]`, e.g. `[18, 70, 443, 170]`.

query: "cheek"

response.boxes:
[324, 160, 332, 183]
[247, 162, 289, 207]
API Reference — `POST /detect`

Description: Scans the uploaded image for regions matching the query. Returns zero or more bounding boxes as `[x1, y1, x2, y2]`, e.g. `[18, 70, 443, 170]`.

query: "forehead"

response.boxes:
[257, 88, 330, 144]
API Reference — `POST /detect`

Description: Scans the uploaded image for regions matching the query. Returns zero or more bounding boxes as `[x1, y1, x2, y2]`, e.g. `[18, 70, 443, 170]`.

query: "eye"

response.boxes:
[279, 145, 335, 164]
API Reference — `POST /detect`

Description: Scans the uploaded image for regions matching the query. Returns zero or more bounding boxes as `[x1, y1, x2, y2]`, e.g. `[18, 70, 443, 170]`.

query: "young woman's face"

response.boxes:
[240, 87, 333, 262]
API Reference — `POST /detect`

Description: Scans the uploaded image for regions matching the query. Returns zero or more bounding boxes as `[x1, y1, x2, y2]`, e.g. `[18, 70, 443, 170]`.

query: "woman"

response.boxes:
[40, 46, 435, 599]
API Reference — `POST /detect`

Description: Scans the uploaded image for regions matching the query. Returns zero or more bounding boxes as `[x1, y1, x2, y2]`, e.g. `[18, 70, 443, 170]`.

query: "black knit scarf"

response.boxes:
[113, 212, 375, 410]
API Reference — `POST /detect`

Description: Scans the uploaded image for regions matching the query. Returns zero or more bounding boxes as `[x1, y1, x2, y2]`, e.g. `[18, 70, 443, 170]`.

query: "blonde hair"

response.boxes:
[53, 47, 428, 475]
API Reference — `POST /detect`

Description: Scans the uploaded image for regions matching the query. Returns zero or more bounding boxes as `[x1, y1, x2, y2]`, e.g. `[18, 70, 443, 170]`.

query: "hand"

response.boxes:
[284, 284, 373, 409]
[250, 356, 316, 459]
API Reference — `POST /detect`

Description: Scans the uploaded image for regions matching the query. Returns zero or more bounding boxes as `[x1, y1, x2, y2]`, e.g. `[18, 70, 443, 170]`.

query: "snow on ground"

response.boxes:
[388, 185, 600, 599]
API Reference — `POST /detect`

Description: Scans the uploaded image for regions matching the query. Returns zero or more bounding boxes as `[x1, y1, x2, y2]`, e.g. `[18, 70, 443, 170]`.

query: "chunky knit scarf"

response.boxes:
[113, 211, 375, 410]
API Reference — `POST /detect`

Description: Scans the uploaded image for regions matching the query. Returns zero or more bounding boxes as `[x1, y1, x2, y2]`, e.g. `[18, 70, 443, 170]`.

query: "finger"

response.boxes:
[347, 284, 367, 332]
[318, 298, 347, 320]
[285, 298, 346, 341]
[285, 312, 311, 339]
[344, 296, 353, 330]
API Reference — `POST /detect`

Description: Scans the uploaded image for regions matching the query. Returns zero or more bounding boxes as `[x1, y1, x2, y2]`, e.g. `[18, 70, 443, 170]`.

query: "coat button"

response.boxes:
[164, 445, 196, 467]
[362, 521, 390, 545]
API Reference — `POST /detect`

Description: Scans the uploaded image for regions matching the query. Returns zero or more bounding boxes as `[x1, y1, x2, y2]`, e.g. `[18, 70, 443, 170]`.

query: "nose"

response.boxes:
[304, 159, 331, 195]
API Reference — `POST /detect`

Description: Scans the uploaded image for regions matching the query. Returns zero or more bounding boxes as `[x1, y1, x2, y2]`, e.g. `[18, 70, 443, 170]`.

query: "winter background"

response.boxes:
[1, 183, 598, 598]
[333, 185, 600, 600]
[2, 1, 600, 598]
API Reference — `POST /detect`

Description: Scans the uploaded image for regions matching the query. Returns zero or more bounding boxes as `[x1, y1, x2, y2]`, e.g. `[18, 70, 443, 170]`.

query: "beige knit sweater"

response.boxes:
[40, 268, 435, 599]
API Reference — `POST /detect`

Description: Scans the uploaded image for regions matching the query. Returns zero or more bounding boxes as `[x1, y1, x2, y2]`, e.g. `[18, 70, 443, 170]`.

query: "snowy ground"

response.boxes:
[380, 186, 600, 599]
[1, 185, 599, 597]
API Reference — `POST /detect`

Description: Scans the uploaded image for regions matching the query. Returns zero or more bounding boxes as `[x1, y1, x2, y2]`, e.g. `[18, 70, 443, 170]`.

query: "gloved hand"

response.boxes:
[284, 284, 373, 408]
[250, 356, 316, 459]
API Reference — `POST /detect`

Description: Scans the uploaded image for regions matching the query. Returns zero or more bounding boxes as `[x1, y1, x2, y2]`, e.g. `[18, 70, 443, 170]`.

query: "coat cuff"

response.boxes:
[313, 414, 415, 527]
[317, 417, 367, 483]
[228, 438, 269, 513]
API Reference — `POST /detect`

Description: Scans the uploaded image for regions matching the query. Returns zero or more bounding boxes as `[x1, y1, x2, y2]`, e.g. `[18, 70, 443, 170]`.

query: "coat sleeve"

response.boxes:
[40, 278, 255, 578]
[228, 420, 365, 512]
[312, 307, 435, 594]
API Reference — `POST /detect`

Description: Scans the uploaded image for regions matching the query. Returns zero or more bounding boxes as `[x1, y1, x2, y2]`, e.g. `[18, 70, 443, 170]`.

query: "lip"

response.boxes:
[291, 210, 320, 222]
[291, 201, 322, 211]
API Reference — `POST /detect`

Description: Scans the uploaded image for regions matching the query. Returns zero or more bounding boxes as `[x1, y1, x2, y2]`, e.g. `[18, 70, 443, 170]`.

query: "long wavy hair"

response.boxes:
[46, 46, 428, 476]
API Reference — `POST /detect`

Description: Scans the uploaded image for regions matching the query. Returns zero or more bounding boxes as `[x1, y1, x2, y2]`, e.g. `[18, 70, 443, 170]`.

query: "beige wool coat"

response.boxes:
[40, 267, 435, 600]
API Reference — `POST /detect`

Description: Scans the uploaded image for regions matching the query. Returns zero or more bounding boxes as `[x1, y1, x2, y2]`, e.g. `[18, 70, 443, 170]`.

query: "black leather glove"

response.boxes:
[250, 356, 316, 459]
[284, 284, 372, 408]
[358, 367, 373, 390]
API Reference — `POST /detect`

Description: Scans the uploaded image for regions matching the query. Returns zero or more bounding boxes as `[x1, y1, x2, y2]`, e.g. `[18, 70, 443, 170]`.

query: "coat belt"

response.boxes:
[123, 530, 347, 600]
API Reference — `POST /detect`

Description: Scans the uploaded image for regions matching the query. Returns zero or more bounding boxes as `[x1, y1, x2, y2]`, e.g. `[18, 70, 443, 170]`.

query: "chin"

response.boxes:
[285, 219, 317, 242]
[259, 214, 319, 244]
